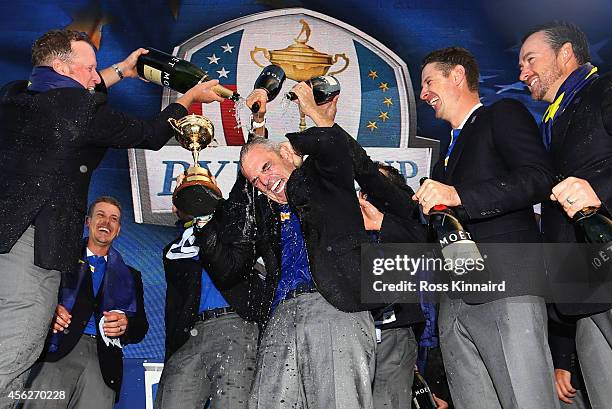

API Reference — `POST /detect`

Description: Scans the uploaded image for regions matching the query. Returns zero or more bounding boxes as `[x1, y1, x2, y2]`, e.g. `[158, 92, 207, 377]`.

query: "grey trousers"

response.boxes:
[21, 335, 115, 409]
[0, 227, 60, 409]
[575, 308, 612, 409]
[154, 313, 258, 409]
[248, 292, 376, 409]
[372, 327, 417, 409]
[439, 295, 559, 409]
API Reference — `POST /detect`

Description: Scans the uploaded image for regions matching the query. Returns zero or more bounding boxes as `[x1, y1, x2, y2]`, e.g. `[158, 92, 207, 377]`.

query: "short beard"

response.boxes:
[534, 62, 563, 101]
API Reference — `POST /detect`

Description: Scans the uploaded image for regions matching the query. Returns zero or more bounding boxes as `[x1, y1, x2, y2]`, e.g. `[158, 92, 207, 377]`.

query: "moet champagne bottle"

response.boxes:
[573, 207, 612, 244]
[412, 367, 437, 409]
[286, 75, 341, 105]
[251, 65, 286, 113]
[136, 47, 239, 100]
[420, 178, 483, 275]
[555, 176, 612, 244]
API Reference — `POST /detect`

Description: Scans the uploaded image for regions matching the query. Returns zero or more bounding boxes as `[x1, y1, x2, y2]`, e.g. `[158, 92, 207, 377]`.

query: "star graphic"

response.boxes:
[366, 121, 378, 131]
[221, 43, 234, 53]
[494, 81, 526, 94]
[368, 70, 378, 80]
[378, 111, 389, 122]
[479, 74, 498, 83]
[379, 82, 389, 92]
[217, 67, 230, 78]
[383, 97, 393, 107]
[207, 54, 220, 64]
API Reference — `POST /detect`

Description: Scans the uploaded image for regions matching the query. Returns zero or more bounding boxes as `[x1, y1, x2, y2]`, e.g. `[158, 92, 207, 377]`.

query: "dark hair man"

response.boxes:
[520, 21, 612, 408]
[0, 29, 223, 405]
[22, 197, 148, 409]
[415, 46, 558, 409]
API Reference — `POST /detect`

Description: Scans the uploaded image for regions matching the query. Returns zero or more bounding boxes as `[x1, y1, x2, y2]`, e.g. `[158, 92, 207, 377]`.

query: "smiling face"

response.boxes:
[519, 31, 565, 103]
[86, 201, 121, 252]
[240, 144, 297, 204]
[420, 62, 461, 124]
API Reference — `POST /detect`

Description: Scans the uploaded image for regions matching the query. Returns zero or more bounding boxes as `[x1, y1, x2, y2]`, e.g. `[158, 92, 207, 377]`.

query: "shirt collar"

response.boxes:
[86, 248, 108, 261]
[451, 102, 483, 137]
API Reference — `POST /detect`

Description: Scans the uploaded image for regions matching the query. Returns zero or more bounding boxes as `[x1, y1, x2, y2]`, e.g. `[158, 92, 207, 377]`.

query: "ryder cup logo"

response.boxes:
[164, 8, 419, 147]
[129, 8, 436, 225]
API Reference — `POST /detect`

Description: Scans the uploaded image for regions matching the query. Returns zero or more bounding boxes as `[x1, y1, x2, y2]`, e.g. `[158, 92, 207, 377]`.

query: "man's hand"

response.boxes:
[432, 394, 449, 409]
[246, 89, 267, 136]
[359, 195, 384, 231]
[246, 89, 268, 115]
[290, 82, 337, 127]
[554, 368, 577, 404]
[99, 48, 149, 87]
[102, 311, 128, 338]
[176, 80, 226, 109]
[412, 179, 461, 215]
[551, 176, 601, 218]
[116, 48, 148, 79]
[52, 304, 71, 333]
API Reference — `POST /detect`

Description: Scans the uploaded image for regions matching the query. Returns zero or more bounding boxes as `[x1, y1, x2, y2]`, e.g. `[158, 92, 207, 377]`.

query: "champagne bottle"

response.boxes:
[286, 75, 341, 105]
[412, 367, 437, 409]
[573, 207, 612, 243]
[136, 47, 239, 100]
[251, 65, 286, 113]
[420, 178, 482, 271]
[555, 175, 612, 244]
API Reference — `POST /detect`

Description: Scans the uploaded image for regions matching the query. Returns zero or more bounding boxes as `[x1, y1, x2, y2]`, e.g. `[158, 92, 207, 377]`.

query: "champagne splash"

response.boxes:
[232, 96, 259, 133]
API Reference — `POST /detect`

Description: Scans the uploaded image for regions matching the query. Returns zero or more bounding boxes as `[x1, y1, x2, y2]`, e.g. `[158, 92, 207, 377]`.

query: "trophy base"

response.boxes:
[172, 167, 222, 217]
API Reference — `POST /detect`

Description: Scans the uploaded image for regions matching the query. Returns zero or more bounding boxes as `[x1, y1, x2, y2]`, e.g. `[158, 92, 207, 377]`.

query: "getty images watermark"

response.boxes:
[361, 243, 612, 304]
[370, 252, 506, 293]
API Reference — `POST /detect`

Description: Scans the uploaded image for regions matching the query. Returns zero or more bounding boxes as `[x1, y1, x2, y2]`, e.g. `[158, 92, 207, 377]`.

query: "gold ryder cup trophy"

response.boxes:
[250, 19, 349, 131]
[168, 114, 222, 217]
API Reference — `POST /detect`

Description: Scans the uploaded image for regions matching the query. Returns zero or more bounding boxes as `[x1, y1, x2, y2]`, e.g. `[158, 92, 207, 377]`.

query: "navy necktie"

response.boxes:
[444, 128, 462, 169]
[87, 255, 106, 296]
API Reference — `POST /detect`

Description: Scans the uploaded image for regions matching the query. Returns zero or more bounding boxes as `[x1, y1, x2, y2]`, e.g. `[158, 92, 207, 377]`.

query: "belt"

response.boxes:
[283, 284, 318, 302]
[83, 333, 96, 339]
[198, 306, 235, 322]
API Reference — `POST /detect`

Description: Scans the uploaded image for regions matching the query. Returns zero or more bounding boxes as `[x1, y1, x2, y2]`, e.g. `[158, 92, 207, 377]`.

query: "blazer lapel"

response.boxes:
[550, 100, 576, 157]
[550, 79, 595, 156]
[444, 106, 484, 181]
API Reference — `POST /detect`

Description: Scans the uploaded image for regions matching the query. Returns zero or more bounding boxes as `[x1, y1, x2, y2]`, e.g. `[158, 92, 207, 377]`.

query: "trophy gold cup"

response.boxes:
[250, 19, 349, 131]
[168, 114, 222, 217]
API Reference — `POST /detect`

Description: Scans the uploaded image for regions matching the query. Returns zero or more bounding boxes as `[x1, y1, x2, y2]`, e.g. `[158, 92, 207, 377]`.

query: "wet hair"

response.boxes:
[31, 29, 95, 67]
[522, 21, 590, 65]
[239, 137, 282, 167]
[421, 47, 480, 92]
[376, 162, 407, 187]
[87, 196, 122, 220]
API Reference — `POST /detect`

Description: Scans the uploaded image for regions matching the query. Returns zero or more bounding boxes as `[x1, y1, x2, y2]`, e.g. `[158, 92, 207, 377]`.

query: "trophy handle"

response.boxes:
[250, 47, 271, 68]
[328, 53, 350, 76]
[167, 118, 182, 134]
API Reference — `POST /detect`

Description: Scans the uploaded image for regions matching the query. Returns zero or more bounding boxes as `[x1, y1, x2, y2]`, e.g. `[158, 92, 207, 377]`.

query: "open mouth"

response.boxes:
[271, 179, 285, 194]
[98, 226, 110, 233]
[427, 96, 440, 109]
[526, 76, 539, 90]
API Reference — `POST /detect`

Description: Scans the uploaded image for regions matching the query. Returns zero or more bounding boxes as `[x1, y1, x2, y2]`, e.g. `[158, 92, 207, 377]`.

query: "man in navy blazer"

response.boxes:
[23, 196, 148, 409]
[415, 47, 558, 409]
[519, 21, 612, 408]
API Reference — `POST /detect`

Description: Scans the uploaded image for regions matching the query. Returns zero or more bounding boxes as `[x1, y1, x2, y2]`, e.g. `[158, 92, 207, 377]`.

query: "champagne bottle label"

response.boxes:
[142, 65, 162, 85]
[412, 370, 437, 409]
[590, 242, 612, 271]
[437, 228, 474, 247]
